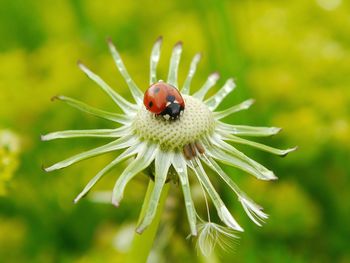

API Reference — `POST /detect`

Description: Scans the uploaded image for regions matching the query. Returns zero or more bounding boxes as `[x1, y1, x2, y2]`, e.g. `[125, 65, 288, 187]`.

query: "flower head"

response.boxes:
[43, 37, 296, 247]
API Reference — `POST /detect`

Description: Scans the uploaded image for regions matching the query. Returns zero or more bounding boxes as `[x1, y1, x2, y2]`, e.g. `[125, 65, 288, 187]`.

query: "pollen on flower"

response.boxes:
[133, 95, 215, 151]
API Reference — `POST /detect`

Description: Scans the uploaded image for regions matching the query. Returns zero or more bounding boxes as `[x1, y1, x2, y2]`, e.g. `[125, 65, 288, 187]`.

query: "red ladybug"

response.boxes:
[143, 81, 185, 120]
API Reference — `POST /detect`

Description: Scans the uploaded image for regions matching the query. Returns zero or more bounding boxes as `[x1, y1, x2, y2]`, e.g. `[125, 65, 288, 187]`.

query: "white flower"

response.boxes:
[43, 37, 296, 239]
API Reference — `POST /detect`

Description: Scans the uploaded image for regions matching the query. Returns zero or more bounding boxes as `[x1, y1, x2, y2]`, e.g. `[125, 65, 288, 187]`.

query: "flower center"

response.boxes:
[133, 95, 215, 151]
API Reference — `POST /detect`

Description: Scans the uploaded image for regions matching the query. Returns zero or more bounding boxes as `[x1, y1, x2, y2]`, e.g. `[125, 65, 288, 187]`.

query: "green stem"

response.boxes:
[125, 180, 170, 263]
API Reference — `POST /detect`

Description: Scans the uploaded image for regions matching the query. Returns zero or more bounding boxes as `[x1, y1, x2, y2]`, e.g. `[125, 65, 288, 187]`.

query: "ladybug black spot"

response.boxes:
[148, 101, 153, 108]
[166, 95, 175, 102]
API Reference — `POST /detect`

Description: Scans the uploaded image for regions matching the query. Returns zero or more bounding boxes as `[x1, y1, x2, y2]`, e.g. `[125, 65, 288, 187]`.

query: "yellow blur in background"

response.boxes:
[0, 0, 349, 262]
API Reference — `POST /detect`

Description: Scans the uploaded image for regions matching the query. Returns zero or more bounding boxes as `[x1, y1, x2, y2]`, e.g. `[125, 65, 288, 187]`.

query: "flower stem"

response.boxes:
[125, 180, 170, 263]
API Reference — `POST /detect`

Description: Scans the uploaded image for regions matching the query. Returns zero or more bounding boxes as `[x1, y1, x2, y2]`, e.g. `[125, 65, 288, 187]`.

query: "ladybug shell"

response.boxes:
[143, 82, 185, 118]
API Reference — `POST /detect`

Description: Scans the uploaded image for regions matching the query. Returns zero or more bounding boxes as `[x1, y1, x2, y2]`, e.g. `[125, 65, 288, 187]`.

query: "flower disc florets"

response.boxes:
[133, 95, 215, 151]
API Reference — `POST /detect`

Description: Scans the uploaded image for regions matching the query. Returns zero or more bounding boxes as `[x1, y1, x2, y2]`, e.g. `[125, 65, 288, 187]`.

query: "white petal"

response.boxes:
[44, 135, 137, 172]
[41, 125, 131, 141]
[190, 158, 243, 232]
[213, 99, 255, 120]
[217, 123, 282, 137]
[167, 42, 183, 88]
[107, 39, 143, 105]
[78, 62, 137, 114]
[193, 72, 220, 100]
[111, 143, 157, 206]
[74, 142, 141, 203]
[219, 206, 244, 232]
[136, 149, 173, 233]
[205, 146, 276, 181]
[204, 78, 236, 111]
[222, 133, 297, 156]
[172, 153, 197, 236]
[240, 197, 268, 226]
[211, 136, 277, 180]
[181, 53, 201, 95]
[53, 95, 131, 124]
[201, 155, 268, 226]
[150, 36, 163, 84]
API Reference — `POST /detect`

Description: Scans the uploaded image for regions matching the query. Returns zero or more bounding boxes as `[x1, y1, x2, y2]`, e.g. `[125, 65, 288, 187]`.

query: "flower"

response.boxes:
[42, 37, 296, 249]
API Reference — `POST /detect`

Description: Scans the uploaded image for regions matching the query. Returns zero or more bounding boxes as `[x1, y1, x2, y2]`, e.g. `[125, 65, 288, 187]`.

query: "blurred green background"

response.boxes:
[1, 0, 349, 262]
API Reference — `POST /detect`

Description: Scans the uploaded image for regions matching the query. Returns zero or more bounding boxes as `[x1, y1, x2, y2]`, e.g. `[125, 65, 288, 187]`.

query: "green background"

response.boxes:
[0, 0, 349, 262]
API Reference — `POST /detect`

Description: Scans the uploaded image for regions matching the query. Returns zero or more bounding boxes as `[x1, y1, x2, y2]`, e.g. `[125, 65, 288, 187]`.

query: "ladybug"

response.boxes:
[143, 81, 185, 120]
